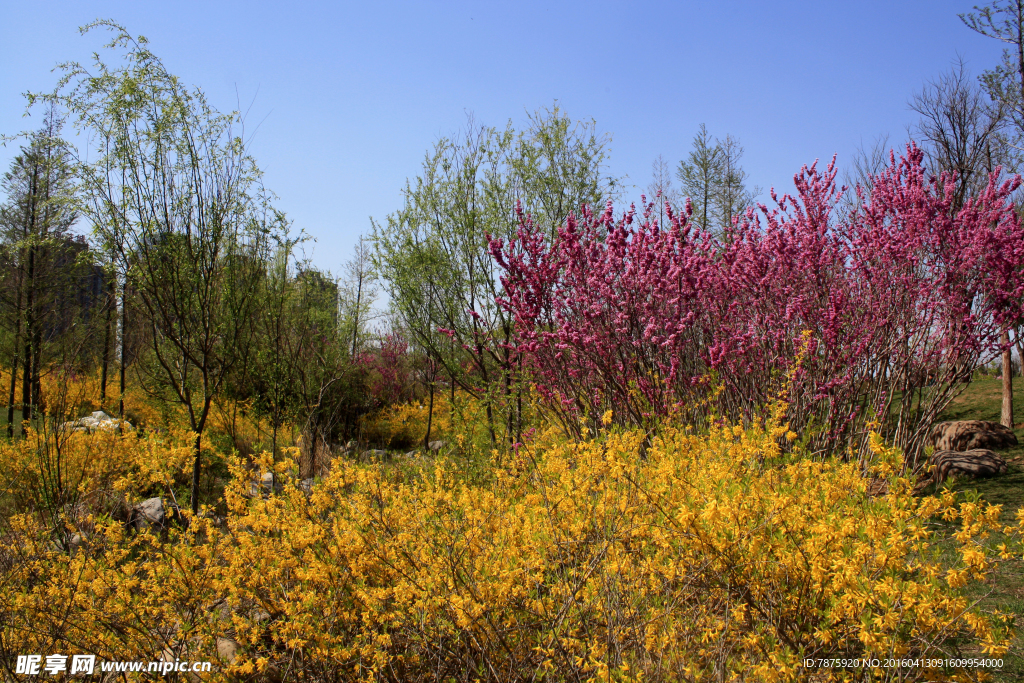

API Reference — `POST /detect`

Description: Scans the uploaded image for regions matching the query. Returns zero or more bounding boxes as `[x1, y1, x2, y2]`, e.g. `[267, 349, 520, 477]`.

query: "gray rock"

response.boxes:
[928, 448, 1009, 485]
[404, 450, 418, 458]
[126, 497, 165, 532]
[138, 497, 165, 526]
[299, 478, 315, 494]
[362, 449, 388, 460]
[428, 440, 447, 452]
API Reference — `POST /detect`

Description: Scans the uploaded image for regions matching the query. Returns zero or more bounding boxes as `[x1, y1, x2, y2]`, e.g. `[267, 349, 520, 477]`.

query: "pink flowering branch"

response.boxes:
[492, 144, 1024, 465]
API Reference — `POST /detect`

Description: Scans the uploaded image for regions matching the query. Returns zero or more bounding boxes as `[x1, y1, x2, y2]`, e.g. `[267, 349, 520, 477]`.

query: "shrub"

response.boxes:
[4, 408, 1016, 681]
[360, 396, 453, 451]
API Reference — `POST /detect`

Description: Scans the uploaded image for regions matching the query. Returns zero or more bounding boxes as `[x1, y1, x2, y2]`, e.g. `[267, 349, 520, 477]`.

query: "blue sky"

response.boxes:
[0, 0, 1008, 276]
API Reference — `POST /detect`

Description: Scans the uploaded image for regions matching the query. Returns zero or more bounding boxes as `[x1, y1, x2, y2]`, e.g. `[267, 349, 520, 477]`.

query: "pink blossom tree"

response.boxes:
[360, 332, 413, 409]
[492, 144, 1024, 467]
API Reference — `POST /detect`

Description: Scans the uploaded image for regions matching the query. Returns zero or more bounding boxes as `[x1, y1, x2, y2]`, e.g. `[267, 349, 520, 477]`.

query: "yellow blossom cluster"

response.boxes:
[1, 425, 196, 510]
[360, 396, 453, 451]
[0, 407, 1020, 682]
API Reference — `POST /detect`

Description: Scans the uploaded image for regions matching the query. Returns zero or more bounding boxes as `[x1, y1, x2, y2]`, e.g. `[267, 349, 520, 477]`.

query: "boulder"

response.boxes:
[362, 449, 389, 461]
[926, 420, 1017, 452]
[428, 440, 447, 452]
[128, 497, 165, 532]
[139, 497, 164, 522]
[299, 478, 315, 494]
[928, 449, 1008, 485]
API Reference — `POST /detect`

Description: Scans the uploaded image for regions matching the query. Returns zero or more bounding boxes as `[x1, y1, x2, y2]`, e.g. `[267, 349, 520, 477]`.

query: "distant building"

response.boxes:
[40, 235, 110, 341]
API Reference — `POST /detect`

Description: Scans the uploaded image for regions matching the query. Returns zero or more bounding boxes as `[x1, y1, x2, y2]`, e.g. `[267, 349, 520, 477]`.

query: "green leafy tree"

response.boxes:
[676, 123, 723, 232]
[339, 236, 377, 359]
[35, 21, 280, 513]
[714, 134, 757, 231]
[372, 106, 615, 447]
[676, 125, 757, 234]
[236, 234, 300, 461]
[238, 235, 362, 475]
[0, 108, 81, 433]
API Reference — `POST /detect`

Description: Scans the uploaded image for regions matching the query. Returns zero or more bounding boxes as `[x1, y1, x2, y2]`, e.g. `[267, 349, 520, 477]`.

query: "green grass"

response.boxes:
[939, 375, 1024, 427]
[915, 376, 1024, 682]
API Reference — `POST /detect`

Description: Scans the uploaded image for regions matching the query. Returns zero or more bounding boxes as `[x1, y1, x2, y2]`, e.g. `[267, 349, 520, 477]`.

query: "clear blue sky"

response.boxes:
[0, 0, 1008, 276]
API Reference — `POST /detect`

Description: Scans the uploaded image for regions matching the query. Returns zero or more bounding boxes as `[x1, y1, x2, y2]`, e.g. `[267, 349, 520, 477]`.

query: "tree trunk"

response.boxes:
[21, 244, 36, 426]
[21, 317, 32, 425]
[516, 358, 523, 447]
[484, 400, 497, 447]
[31, 328, 42, 416]
[351, 270, 362, 358]
[100, 279, 114, 403]
[119, 282, 127, 419]
[6, 356, 18, 438]
[1002, 330, 1014, 429]
[424, 379, 434, 450]
[273, 420, 283, 465]
[502, 349, 513, 446]
[1015, 325, 1024, 379]
[7, 282, 22, 438]
[190, 432, 202, 514]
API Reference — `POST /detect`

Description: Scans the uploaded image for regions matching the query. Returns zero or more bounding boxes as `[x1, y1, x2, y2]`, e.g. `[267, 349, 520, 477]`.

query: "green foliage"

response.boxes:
[372, 105, 617, 447]
[32, 20, 284, 512]
[676, 123, 757, 234]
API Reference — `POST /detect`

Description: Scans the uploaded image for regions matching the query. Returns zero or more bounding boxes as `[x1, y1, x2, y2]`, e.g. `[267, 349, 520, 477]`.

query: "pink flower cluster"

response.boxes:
[359, 332, 413, 408]
[491, 145, 1024, 456]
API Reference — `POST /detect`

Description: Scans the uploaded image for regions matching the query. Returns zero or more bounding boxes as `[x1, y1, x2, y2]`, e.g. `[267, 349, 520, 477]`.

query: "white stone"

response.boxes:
[138, 497, 165, 525]
[61, 410, 133, 434]
[216, 636, 238, 663]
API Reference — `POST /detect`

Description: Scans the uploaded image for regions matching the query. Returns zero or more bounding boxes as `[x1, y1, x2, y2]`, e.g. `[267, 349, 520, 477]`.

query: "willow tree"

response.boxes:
[35, 21, 279, 513]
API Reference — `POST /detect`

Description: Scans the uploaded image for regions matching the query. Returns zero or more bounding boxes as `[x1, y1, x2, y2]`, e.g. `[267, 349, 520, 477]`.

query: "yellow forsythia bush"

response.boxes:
[6, 367, 172, 428]
[360, 395, 453, 450]
[1, 411, 1021, 682]
[0, 425, 196, 509]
